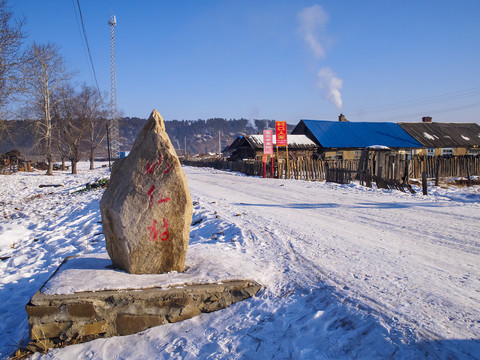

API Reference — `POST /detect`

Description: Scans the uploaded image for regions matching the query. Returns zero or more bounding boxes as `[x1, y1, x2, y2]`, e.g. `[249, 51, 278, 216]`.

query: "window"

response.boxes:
[441, 148, 454, 156]
[426, 148, 435, 157]
[335, 151, 343, 160]
[354, 150, 362, 160]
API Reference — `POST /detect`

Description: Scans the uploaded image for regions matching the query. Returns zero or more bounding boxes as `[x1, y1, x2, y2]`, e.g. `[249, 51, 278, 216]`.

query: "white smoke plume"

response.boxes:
[317, 67, 343, 110]
[298, 5, 344, 110]
[247, 118, 257, 131]
[297, 5, 330, 59]
[247, 107, 259, 131]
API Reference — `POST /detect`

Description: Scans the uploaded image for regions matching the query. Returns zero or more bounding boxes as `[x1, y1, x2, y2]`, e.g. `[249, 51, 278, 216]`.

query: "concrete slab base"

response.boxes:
[25, 255, 261, 351]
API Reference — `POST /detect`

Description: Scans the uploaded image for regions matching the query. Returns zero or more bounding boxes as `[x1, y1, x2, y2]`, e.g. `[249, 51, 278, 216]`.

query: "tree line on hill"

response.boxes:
[1, 117, 279, 161]
[120, 117, 278, 156]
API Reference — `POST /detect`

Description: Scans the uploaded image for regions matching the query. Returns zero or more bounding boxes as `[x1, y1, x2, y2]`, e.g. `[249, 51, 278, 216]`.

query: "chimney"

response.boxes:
[338, 113, 348, 122]
[422, 116, 432, 123]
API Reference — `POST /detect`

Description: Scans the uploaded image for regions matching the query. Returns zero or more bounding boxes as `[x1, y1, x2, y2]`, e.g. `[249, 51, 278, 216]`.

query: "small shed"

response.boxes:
[224, 134, 317, 161]
[1, 149, 25, 173]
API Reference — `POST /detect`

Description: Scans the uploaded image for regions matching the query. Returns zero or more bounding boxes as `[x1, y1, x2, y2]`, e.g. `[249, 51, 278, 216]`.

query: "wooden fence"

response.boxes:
[409, 155, 480, 179]
[182, 155, 479, 183]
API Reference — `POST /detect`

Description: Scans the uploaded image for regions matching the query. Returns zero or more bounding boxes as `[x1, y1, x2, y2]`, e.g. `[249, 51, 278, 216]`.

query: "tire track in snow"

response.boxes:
[184, 167, 480, 342]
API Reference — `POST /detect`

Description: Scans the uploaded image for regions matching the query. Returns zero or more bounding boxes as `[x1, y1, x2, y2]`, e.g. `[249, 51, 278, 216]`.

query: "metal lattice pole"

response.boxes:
[108, 14, 119, 159]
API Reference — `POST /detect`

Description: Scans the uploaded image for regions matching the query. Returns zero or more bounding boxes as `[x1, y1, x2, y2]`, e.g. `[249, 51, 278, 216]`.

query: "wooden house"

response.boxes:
[291, 118, 422, 160]
[398, 118, 480, 156]
[224, 134, 317, 161]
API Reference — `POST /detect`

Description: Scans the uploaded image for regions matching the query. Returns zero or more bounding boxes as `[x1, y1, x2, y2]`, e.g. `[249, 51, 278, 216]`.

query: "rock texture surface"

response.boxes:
[26, 278, 261, 351]
[100, 110, 193, 274]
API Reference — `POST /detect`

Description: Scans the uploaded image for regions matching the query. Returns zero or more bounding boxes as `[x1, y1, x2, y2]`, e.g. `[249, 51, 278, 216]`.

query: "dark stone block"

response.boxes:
[115, 314, 167, 336]
[25, 304, 59, 317]
[66, 303, 96, 318]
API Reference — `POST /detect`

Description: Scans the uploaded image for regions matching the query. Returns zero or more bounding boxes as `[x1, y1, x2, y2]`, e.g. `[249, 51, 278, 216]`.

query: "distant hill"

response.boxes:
[1, 117, 294, 159]
[120, 117, 289, 156]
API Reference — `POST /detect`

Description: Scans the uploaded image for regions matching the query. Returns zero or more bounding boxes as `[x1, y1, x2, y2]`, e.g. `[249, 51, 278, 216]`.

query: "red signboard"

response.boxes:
[275, 121, 288, 147]
[263, 130, 273, 155]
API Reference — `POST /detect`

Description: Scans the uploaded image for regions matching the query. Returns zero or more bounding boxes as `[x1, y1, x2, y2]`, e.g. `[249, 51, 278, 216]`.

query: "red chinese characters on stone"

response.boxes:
[148, 219, 159, 242]
[148, 218, 170, 242]
[158, 193, 171, 204]
[147, 186, 170, 209]
[148, 185, 156, 208]
[146, 154, 163, 174]
[146, 154, 173, 176]
[160, 218, 169, 241]
[145, 153, 174, 242]
[162, 162, 171, 174]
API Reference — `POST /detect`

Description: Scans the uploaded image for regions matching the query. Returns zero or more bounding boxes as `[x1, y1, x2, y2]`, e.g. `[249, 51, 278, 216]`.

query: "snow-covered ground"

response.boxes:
[0, 163, 479, 359]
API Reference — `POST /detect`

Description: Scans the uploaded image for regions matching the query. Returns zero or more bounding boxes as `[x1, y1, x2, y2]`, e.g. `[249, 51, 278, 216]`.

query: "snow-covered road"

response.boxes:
[184, 167, 480, 344]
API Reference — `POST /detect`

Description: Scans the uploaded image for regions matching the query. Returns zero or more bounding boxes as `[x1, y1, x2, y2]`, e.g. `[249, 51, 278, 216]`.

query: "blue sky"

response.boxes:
[11, 0, 480, 124]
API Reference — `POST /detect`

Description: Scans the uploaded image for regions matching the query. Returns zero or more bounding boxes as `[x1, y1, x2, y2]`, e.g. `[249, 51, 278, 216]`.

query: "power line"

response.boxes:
[74, 0, 101, 94]
[317, 87, 480, 121]
[71, 0, 93, 85]
[371, 102, 480, 123]
[352, 87, 480, 115]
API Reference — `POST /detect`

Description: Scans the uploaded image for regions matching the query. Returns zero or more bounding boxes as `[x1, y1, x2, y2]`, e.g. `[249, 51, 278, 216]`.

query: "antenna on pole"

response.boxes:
[108, 14, 119, 159]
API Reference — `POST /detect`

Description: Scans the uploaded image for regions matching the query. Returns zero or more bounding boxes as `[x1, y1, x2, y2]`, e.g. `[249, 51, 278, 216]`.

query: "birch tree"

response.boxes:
[77, 85, 108, 170]
[18, 43, 72, 175]
[52, 84, 84, 174]
[0, 0, 25, 138]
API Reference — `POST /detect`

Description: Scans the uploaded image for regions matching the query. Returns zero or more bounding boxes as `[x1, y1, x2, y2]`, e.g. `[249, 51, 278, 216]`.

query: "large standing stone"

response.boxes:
[100, 110, 193, 274]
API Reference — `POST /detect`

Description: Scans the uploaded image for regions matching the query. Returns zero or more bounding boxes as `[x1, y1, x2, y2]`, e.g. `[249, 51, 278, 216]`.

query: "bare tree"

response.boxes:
[0, 0, 25, 140]
[77, 84, 108, 170]
[52, 84, 85, 173]
[53, 121, 69, 170]
[17, 43, 72, 175]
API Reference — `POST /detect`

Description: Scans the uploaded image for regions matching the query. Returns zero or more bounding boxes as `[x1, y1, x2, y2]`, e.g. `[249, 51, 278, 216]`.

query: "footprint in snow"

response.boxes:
[78, 350, 95, 360]
[226, 322, 244, 333]
[204, 327, 220, 342]
[165, 337, 188, 354]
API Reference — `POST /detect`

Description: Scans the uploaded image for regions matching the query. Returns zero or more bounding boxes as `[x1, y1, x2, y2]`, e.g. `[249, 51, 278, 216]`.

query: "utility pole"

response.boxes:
[218, 130, 221, 155]
[108, 14, 119, 159]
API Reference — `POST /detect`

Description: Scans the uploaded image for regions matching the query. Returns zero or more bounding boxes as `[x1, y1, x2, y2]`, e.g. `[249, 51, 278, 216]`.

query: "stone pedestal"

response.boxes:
[25, 255, 261, 351]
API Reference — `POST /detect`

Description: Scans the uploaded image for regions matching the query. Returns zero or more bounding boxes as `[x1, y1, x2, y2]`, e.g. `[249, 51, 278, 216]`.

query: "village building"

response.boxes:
[398, 117, 480, 156]
[291, 116, 422, 160]
[224, 134, 317, 161]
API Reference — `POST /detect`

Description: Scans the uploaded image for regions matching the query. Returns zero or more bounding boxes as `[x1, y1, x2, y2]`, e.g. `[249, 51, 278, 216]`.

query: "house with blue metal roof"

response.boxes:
[291, 117, 422, 160]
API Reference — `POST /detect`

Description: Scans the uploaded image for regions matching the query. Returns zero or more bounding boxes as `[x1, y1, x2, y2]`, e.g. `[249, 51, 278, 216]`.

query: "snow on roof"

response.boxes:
[423, 132, 436, 141]
[244, 134, 317, 149]
[367, 145, 391, 150]
[399, 122, 480, 148]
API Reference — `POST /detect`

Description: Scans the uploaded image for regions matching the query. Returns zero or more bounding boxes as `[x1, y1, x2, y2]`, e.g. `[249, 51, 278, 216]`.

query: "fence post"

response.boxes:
[366, 168, 372, 188]
[466, 158, 471, 187]
[435, 156, 440, 186]
[422, 171, 428, 195]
